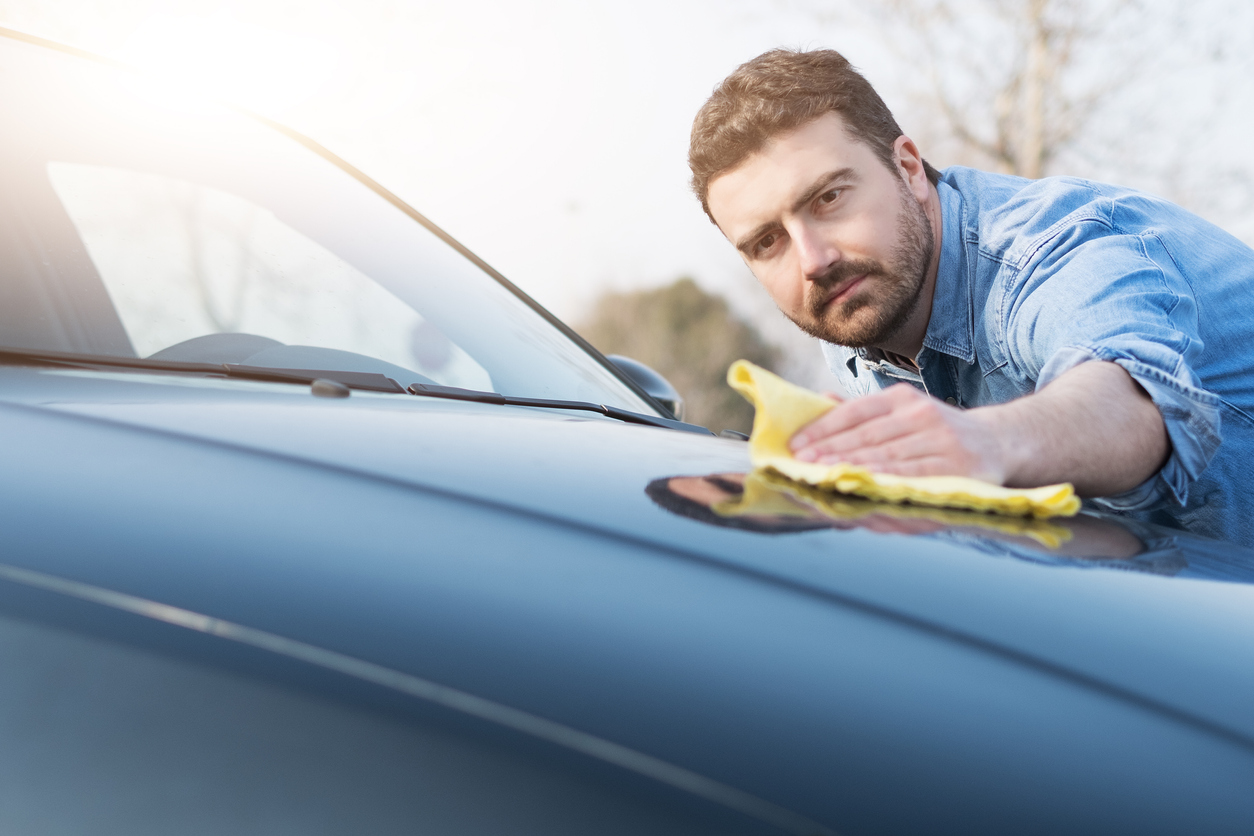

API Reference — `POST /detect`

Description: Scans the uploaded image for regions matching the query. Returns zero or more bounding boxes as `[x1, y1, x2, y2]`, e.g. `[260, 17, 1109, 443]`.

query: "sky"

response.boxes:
[2, 0, 1251, 382]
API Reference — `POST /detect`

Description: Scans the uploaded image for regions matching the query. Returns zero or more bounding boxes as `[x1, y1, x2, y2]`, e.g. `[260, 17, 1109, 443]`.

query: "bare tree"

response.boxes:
[841, 0, 1149, 179]
[796, 0, 1254, 240]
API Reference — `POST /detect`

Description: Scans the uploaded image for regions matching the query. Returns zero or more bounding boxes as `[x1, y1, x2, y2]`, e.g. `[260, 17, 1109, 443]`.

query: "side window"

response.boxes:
[0, 610, 765, 836]
[46, 162, 491, 391]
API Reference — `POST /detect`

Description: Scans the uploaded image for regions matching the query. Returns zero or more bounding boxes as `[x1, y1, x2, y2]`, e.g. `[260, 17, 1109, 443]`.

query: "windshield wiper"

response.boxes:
[0, 346, 217, 374]
[0, 347, 405, 392]
[407, 382, 713, 435]
[0, 346, 713, 434]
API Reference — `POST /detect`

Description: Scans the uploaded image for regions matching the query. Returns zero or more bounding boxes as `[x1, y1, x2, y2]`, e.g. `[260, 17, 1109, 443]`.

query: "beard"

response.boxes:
[786, 184, 934, 348]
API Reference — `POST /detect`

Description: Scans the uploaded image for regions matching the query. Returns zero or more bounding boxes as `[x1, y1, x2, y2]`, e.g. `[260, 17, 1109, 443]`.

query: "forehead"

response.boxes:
[706, 112, 879, 233]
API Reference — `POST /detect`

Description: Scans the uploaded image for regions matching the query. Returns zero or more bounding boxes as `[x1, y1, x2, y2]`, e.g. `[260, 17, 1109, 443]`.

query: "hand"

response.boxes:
[788, 383, 1008, 483]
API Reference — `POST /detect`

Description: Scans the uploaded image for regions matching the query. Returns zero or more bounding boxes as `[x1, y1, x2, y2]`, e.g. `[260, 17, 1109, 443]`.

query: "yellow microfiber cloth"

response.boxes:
[711, 469, 1073, 548]
[727, 360, 1080, 519]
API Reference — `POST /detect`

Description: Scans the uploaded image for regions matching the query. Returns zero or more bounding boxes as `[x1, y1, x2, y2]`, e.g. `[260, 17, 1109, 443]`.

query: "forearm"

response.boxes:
[791, 360, 1170, 494]
[974, 360, 1170, 496]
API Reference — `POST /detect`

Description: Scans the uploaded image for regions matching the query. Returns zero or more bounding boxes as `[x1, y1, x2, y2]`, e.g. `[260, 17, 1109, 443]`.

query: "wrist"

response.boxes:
[968, 403, 1033, 487]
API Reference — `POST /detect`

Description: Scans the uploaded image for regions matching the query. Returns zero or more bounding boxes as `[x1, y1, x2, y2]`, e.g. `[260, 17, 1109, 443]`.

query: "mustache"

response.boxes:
[805, 259, 883, 316]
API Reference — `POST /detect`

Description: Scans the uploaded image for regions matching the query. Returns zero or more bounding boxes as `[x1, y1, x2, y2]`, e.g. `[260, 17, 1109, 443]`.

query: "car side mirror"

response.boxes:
[607, 355, 685, 421]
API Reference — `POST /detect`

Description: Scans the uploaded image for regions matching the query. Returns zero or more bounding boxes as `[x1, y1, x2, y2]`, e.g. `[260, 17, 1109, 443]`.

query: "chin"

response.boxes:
[812, 304, 891, 348]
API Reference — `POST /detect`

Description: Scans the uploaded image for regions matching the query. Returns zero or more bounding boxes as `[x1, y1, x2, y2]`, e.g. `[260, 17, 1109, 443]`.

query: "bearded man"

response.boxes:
[690, 48, 1254, 546]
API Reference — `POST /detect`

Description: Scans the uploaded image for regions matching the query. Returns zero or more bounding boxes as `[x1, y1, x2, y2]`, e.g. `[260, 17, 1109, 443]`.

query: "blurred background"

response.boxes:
[3, 0, 1251, 433]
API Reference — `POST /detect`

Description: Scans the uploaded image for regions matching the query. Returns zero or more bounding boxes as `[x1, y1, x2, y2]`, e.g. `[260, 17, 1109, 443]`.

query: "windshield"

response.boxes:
[0, 35, 654, 412]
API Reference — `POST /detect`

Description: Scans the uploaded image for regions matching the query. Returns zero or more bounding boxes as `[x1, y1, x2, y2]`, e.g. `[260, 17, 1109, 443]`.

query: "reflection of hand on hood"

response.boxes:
[644, 474, 833, 535]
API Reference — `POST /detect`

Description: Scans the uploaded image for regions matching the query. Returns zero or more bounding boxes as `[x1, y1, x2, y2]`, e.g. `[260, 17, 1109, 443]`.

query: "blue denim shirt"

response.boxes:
[822, 167, 1254, 546]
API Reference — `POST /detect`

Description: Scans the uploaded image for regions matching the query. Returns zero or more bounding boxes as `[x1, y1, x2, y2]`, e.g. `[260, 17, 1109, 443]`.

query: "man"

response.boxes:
[689, 48, 1254, 546]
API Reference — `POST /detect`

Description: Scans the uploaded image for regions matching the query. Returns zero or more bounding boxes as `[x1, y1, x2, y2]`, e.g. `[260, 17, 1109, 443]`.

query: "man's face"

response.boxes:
[706, 113, 933, 348]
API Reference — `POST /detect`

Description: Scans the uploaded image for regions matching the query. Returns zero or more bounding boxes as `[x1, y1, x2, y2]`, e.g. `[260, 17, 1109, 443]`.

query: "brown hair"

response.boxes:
[689, 48, 940, 220]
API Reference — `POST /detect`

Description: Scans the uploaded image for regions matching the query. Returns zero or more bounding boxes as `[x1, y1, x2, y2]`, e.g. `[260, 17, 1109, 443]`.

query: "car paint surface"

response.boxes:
[5, 364, 1254, 834]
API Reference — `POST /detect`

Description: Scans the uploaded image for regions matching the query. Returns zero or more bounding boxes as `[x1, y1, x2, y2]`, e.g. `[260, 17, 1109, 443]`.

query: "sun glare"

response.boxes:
[118, 14, 337, 119]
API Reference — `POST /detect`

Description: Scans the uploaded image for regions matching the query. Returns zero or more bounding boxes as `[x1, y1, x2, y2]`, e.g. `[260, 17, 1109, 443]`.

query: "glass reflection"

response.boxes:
[0, 45, 656, 411]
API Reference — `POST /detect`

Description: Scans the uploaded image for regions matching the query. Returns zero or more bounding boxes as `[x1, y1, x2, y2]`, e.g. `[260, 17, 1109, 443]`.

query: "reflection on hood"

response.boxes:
[646, 469, 1254, 586]
[713, 469, 1073, 548]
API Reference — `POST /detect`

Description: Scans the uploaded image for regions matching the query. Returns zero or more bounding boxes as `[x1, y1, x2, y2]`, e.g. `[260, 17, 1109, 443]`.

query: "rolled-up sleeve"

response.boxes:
[1006, 227, 1223, 510]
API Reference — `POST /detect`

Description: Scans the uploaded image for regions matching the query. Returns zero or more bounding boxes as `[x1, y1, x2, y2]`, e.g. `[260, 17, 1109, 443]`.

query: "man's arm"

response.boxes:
[789, 360, 1169, 496]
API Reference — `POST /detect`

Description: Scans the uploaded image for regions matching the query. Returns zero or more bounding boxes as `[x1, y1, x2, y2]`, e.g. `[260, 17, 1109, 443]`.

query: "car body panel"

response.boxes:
[7, 365, 1254, 750]
[5, 365, 1254, 834]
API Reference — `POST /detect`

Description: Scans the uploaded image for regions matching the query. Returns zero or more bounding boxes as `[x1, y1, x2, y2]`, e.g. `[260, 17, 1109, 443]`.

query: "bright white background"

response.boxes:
[3, 0, 1251, 380]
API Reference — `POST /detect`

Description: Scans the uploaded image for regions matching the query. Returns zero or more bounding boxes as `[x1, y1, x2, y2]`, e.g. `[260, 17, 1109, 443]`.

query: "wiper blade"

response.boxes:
[0, 347, 405, 393]
[0, 346, 710, 432]
[408, 382, 713, 435]
[0, 346, 224, 375]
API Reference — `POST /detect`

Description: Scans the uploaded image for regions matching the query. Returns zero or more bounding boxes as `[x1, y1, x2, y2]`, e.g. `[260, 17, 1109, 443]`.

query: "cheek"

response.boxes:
[755, 260, 807, 312]
[840, 210, 894, 260]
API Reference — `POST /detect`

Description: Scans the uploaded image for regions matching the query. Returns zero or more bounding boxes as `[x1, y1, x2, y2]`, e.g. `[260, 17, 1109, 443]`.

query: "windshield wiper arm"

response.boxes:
[0, 346, 710, 432]
[0, 347, 405, 393]
[0, 346, 224, 375]
[407, 382, 713, 435]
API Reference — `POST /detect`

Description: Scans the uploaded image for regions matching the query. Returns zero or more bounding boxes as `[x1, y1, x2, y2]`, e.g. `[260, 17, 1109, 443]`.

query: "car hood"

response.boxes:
[7, 366, 1254, 749]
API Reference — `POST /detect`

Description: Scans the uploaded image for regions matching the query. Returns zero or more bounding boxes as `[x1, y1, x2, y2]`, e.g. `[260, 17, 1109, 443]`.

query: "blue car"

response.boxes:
[2, 27, 1254, 836]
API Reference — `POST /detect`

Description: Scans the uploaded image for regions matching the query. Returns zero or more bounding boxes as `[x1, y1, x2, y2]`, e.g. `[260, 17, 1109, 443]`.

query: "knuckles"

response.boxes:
[883, 385, 918, 405]
[805, 386, 993, 477]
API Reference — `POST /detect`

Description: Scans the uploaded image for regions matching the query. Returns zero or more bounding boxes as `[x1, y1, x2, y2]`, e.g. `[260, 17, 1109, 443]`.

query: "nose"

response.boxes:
[791, 222, 840, 281]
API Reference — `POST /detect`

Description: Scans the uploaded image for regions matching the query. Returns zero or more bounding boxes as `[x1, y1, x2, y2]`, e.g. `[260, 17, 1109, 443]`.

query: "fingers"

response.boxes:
[790, 385, 917, 452]
[847, 455, 961, 477]
[795, 414, 919, 463]
[791, 385, 932, 463]
[835, 431, 943, 467]
[785, 385, 999, 480]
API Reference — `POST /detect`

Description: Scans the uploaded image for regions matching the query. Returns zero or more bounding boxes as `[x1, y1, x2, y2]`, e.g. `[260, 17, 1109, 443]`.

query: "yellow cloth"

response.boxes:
[727, 360, 1080, 519]
[712, 469, 1072, 548]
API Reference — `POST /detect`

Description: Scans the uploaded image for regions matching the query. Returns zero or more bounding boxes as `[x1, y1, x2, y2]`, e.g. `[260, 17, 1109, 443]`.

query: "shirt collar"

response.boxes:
[920, 178, 975, 364]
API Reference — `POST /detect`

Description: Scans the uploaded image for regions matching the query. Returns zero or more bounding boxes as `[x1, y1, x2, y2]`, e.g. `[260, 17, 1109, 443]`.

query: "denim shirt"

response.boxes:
[822, 167, 1254, 547]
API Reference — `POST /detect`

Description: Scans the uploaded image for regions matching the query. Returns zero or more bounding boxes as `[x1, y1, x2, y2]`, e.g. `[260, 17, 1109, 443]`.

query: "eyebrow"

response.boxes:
[734, 167, 856, 255]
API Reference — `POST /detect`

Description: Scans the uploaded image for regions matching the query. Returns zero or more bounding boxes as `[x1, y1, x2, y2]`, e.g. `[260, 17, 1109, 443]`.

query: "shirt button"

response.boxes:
[945, 396, 957, 405]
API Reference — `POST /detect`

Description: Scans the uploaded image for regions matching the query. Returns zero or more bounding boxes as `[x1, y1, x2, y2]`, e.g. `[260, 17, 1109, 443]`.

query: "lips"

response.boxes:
[806, 260, 881, 321]
[822, 273, 867, 308]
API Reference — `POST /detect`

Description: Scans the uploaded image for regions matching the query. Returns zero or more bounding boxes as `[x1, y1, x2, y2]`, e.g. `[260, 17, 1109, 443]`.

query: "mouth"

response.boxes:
[821, 273, 867, 308]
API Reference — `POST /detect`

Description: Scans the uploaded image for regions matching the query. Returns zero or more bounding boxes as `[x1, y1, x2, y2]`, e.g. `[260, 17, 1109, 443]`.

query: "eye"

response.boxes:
[817, 188, 842, 206]
[753, 231, 781, 256]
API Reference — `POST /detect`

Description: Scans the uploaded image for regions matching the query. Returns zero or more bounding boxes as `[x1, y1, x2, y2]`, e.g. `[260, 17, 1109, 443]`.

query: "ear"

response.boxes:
[893, 135, 931, 205]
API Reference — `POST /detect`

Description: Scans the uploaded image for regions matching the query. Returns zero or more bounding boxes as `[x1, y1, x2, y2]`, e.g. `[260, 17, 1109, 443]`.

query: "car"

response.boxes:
[3, 25, 1254, 836]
